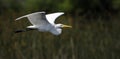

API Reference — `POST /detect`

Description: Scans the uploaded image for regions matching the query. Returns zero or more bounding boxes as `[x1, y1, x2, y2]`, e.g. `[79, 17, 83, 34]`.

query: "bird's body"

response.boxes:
[15, 12, 71, 35]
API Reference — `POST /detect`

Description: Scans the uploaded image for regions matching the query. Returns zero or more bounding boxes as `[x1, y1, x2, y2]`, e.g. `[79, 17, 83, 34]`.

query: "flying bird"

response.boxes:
[15, 12, 72, 35]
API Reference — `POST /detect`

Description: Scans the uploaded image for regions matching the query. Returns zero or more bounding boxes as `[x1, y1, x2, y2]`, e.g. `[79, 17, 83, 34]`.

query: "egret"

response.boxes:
[15, 12, 72, 35]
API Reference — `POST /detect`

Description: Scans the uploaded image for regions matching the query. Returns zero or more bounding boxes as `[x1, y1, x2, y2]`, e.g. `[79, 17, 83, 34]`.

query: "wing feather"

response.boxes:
[27, 12, 49, 25]
[46, 12, 64, 24]
[15, 15, 28, 20]
[15, 12, 50, 26]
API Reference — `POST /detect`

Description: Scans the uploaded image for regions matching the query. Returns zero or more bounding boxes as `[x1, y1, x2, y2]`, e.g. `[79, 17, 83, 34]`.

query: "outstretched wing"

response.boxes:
[46, 12, 64, 24]
[15, 12, 50, 26]
[15, 15, 27, 20]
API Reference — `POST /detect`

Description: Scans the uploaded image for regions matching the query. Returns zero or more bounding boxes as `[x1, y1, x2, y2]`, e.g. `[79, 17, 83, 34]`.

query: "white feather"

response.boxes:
[15, 12, 68, 35]
[46, 12, 64, 24]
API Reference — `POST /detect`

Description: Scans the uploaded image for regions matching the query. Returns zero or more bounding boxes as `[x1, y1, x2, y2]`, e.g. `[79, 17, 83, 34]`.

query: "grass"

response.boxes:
[0, 11, 120, 59]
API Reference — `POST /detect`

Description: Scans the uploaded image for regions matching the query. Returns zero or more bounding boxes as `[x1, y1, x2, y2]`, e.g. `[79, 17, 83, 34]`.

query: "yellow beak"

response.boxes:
[62, 24, 72, 28]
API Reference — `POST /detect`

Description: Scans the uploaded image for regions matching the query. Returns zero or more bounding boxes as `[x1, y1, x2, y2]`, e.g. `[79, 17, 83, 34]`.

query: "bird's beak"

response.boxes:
[62, 24, 72, 28]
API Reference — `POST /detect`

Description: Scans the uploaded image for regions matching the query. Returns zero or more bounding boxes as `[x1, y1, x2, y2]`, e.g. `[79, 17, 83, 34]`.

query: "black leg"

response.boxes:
[14, 28, 36, 33]
[14, 29, 26, 33]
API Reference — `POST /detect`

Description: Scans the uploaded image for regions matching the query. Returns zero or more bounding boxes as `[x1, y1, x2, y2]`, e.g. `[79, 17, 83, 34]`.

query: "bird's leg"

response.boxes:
[14, 29, 25, 33]
[14, 28, 36, 33]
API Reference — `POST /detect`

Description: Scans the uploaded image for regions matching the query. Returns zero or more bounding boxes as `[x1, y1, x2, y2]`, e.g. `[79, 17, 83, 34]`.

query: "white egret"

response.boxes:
[15, 12, 72, 35]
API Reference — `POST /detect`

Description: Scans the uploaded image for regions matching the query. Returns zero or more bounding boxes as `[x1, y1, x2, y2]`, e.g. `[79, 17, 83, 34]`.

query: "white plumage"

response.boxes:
[15, 12, 72, 35]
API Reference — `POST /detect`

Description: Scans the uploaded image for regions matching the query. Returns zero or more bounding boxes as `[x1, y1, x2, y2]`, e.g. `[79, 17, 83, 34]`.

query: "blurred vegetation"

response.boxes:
[1, 0, 120, 13]
[0, 0, 120, 59]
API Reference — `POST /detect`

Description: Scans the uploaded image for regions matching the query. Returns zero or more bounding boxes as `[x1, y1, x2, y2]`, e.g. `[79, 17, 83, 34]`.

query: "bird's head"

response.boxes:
[50, 24, 72, 35]
[55, 24, 72, 28]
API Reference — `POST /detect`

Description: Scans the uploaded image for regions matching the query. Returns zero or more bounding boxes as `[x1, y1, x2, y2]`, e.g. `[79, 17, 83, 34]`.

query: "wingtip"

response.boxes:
[62, 12, 64, 14]
[60, 12, 64, 15]
[14, 15, 28, 21]
[15, 18, 20, 21]
[14, 18, 18, 21]
[54, 12, 64, 14]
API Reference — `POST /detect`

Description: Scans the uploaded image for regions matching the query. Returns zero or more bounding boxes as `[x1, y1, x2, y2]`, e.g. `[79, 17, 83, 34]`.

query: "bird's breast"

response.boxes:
[37, 24, 53, 32]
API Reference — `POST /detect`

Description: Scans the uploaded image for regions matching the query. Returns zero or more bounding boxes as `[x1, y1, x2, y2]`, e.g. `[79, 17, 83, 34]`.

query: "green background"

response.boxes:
[0, 0, 120, 59]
